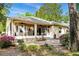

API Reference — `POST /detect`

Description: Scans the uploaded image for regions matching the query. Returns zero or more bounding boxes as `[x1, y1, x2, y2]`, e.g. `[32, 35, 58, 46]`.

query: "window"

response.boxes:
[37, 28, 41, 35]
[28, 26, 34, 36]
[59, 27, 62, 33]
[20, 29, 23, 32]
[16, 26, 18, 32]
[37, 27, 49, 35]
[59, 30, 61, 33]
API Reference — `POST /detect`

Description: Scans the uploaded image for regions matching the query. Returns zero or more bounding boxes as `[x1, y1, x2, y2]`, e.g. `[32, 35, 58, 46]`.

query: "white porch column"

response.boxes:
[6, 18, 11, 36]
[34, 24, 37, 37]
[25, 26, 28, 36]
[23, 25, 25, 36]
[11, 21, 14, 36]
[18, 26, 20, 36]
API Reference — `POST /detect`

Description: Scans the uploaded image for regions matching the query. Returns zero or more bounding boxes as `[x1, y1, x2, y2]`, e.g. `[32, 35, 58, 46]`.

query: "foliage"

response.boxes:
[67, 52, 79, 56]
[27, 45, 38, 52]
[0, 40, 12, 48]
[18, 42, 66, 56]
[0, 4, 11, 33]
[35, 3, 62, 21]
[17, 12, 34, 17]
[17, 40, 27, 51]
[17, 39, 24, 45]
[0, 21, 6, 33]
[24, 12, 34, 16]
[59, 33, 70, 49]
[0, 22, 4, 33]
[0, 35, 15, 48]
[19, 43, 27, 51]
[61, 12, 70, 23]
[41, 44, 53, 50]
[61, 15, 69, 23]
[0, 3, 11, 22]
[0, 35, 15, 41]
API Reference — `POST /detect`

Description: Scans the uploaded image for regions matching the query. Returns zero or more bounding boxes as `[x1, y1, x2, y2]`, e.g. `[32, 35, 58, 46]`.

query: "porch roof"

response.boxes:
[9, 16, 51, 25]
[51, 21, 69, 28]
[8, 16, 69, 27]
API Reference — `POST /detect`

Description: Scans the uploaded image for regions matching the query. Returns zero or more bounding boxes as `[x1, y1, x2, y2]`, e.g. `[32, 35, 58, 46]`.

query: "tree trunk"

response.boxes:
[69, 3, 79, 51]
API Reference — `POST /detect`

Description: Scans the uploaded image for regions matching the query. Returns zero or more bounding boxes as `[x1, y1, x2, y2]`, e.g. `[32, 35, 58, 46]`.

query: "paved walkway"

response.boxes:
[0, 39, 70, 56]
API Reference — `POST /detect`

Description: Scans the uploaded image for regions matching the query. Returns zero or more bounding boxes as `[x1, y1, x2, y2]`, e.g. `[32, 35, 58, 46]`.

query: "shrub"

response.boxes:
[0, 35, 15, 48]
[18, 43, 66, 56]
[59, 33, 70, 49]
[0, 35, 15, 42]
[19, 43, 27, 51]
[17, 39, 24, 45]
[17, 40, 27, 51]
[18, 43, 39, 55]
[45, 44, 53, 50]
[27, 45, 38, 52]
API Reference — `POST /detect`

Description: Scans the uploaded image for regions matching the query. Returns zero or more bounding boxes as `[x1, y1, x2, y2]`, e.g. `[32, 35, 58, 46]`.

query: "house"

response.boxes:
[6, 16, 69, 40]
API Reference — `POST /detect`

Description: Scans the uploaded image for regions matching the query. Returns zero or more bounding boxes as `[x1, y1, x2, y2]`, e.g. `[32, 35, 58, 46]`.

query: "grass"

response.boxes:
[66, 52, 79, 56]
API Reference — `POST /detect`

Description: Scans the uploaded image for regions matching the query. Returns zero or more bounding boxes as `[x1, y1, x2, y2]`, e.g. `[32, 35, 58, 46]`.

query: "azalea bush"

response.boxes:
[0, 35, 15, 48]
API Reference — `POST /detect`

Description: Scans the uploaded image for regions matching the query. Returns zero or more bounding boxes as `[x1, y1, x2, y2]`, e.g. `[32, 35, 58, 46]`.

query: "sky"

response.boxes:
[8, 3, 68, 17]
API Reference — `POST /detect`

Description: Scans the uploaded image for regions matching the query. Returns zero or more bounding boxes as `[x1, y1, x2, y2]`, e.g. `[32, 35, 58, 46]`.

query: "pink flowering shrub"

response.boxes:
[0, 35, 15, 42]
[0, 35, 15, 48]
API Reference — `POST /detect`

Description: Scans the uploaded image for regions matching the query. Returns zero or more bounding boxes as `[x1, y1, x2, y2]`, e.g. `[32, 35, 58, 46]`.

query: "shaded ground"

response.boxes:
[0, 39, 70, 56]
[0, 47, 27, 56]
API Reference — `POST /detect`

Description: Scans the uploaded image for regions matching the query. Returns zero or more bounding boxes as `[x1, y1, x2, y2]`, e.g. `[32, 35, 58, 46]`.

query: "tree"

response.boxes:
[0, 3, 10, 22]
[69, 3, 79, 51]
[0, 3, 11, 33]
[61, 15, 69, 23]
[35, 3, 62, 22]
[17, 12, 34, 17]
[61, 12, 70, 23]
[24, 12, 33, 16]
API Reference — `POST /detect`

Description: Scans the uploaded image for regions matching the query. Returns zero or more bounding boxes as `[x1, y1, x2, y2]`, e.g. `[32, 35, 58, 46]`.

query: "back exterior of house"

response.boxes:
[6, 16, 69, 40]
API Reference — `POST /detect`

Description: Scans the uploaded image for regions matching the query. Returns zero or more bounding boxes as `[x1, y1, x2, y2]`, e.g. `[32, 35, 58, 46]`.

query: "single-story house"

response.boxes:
[6, 16, 69, 40]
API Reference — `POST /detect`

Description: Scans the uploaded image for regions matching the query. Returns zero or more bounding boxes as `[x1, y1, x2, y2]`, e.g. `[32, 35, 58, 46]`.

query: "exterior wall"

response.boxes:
[61, 27, 67, 35]
[49, 25, 68, 38]
[49, 26, 60, 38]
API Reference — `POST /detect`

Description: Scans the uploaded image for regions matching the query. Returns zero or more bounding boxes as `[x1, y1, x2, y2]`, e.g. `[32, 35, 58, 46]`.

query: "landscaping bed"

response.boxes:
[0, 35, 70, 56]
[17, 40, 67, 56]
